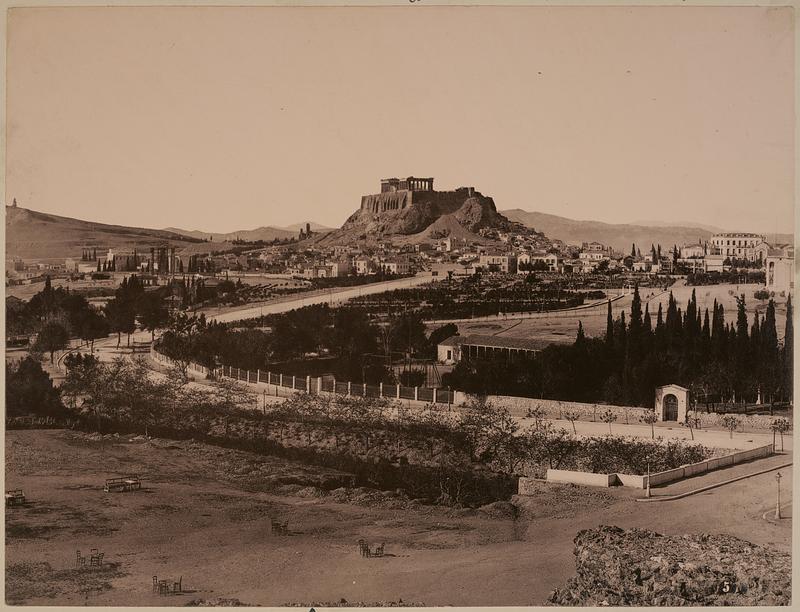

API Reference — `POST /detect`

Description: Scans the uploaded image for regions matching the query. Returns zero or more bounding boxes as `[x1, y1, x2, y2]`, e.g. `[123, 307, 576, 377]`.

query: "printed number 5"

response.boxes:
[722, 580, 732, 593]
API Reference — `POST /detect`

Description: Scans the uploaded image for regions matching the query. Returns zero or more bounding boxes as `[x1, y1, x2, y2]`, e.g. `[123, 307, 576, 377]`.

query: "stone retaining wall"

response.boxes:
[455, 391, 650, 422]
[694, 411, 789, 431]
[519, 443, 775, 491]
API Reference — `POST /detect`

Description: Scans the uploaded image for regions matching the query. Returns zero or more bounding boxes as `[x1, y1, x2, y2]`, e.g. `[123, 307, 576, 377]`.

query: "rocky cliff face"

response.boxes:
[341, 189, 513, 238]
[549, 525, 791, 606]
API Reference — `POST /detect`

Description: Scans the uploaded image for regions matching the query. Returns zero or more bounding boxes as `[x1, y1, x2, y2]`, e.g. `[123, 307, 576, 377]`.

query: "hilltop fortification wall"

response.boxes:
[360, 191, 413, 214]
[358, 187, 479, 216]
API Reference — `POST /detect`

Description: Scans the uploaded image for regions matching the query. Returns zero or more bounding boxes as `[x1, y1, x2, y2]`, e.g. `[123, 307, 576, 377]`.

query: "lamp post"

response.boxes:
[645, 461, 651, 498]
[775, 472, 782, 519]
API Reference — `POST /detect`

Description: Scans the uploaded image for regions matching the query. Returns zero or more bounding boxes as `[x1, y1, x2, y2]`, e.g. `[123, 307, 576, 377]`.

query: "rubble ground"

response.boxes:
[550, 525, 791, 606]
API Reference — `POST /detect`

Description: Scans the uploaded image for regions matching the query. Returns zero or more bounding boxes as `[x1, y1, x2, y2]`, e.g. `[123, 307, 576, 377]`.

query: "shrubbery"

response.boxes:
[6, 357, 69, 421]
[59, 363, 717, 504]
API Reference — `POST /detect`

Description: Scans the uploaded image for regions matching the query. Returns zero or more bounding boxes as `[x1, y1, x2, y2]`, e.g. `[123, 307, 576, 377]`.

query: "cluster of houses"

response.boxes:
[7, 226, 794, 296]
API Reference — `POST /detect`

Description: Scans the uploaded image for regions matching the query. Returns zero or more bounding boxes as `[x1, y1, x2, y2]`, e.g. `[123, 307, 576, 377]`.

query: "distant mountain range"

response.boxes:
[164, 221, 335, 243]
[631, 219, 727, 234]
[163, 226, 295, 244]
[281, 221, 336, 233]
[500, 209, 782, 253]
[8, 202, 789, 262]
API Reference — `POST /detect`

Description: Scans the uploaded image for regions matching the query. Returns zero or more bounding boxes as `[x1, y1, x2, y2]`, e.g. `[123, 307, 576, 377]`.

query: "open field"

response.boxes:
[452, 282, 790, 344]
[5, 429, 791, 606]
[6, 277, 122, 301]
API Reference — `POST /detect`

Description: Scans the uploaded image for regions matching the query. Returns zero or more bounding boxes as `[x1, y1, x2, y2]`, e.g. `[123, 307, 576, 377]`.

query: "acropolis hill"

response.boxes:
[319, 176, 516, 245]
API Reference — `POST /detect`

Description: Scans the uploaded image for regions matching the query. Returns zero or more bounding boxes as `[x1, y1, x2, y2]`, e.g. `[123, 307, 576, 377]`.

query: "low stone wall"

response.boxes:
[646, 443, 774, 487]
[695, 411, 790, 431]
[518, 443, 775, 491]
[455, 391, 650, 422]
[546, 469, 615, 488]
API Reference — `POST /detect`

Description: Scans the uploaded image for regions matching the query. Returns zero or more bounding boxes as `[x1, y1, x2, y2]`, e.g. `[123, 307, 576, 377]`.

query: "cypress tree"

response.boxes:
[630, 285, 643, 336]
[783, 295, 793, 402]
[617, 311, 628, 360]
[750, 313, 762, 371]
[606, 300, 614, 345]
[575, 321, 586, 345]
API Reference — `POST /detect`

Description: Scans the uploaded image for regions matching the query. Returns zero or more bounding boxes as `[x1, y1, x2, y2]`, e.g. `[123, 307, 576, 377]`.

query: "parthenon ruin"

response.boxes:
[381, 176, 434, 193]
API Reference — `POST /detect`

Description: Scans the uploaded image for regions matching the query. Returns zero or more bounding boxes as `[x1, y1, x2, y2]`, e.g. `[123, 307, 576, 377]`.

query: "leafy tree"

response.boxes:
[79, 310, 110, 353]
[329, 308, 378, 369]
[600, 408, 617, 435]
[639, 409, 658, 439]
[33, 321, 69, 363]
[525, 405, 547, 430]
[525, 423, 580, 470]
[391, 312, 428, 355]
[6, 357, 67, 418]
[458, 396, 520, 465]
[105, 298, 137, 347]
[209, 377, 257, 413]
[427, 323, 458, 358]
[562, 409, 580, 434]
[138, 290, 169, 342]
[770, 417, 791, 452]
[721, 414, 740, 439]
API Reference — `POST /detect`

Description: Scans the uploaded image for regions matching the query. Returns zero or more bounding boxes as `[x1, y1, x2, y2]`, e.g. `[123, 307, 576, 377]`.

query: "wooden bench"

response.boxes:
[5, 490, 25, 507]
[104, 476, 141, 493]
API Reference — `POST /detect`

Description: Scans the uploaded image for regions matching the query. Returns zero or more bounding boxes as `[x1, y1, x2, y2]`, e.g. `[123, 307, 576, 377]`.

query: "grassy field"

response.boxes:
[5, 429, 791, 606]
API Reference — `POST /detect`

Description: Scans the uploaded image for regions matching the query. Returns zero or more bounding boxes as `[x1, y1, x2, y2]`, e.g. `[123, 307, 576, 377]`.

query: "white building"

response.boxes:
[379, 259, 411, 275]
[710, 233, 766, 261]
[437, 334, 549, 364]
[581, 241, 609, 253]
[354, 257, 373, 275]
[680, 244, 705, 259]
[579, 251, 606, 262]
[765, 247, 794, 293]
[478, 254, 517, 274]
[703, 254, 726, 273]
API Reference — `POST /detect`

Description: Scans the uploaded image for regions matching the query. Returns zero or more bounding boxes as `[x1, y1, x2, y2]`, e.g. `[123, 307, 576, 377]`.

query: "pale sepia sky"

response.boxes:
[5, 6, 795, 234]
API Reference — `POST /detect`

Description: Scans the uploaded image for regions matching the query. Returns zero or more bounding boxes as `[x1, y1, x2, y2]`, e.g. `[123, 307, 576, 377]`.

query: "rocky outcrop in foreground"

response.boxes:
[549, 525, 791, 606]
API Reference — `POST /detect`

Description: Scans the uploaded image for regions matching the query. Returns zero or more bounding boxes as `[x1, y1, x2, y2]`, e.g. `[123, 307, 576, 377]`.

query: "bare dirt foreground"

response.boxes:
[5, 430, 792, 607]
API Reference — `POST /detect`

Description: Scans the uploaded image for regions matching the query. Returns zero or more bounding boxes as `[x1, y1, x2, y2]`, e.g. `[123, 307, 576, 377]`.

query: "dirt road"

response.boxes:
[202, 275, 436, 324]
